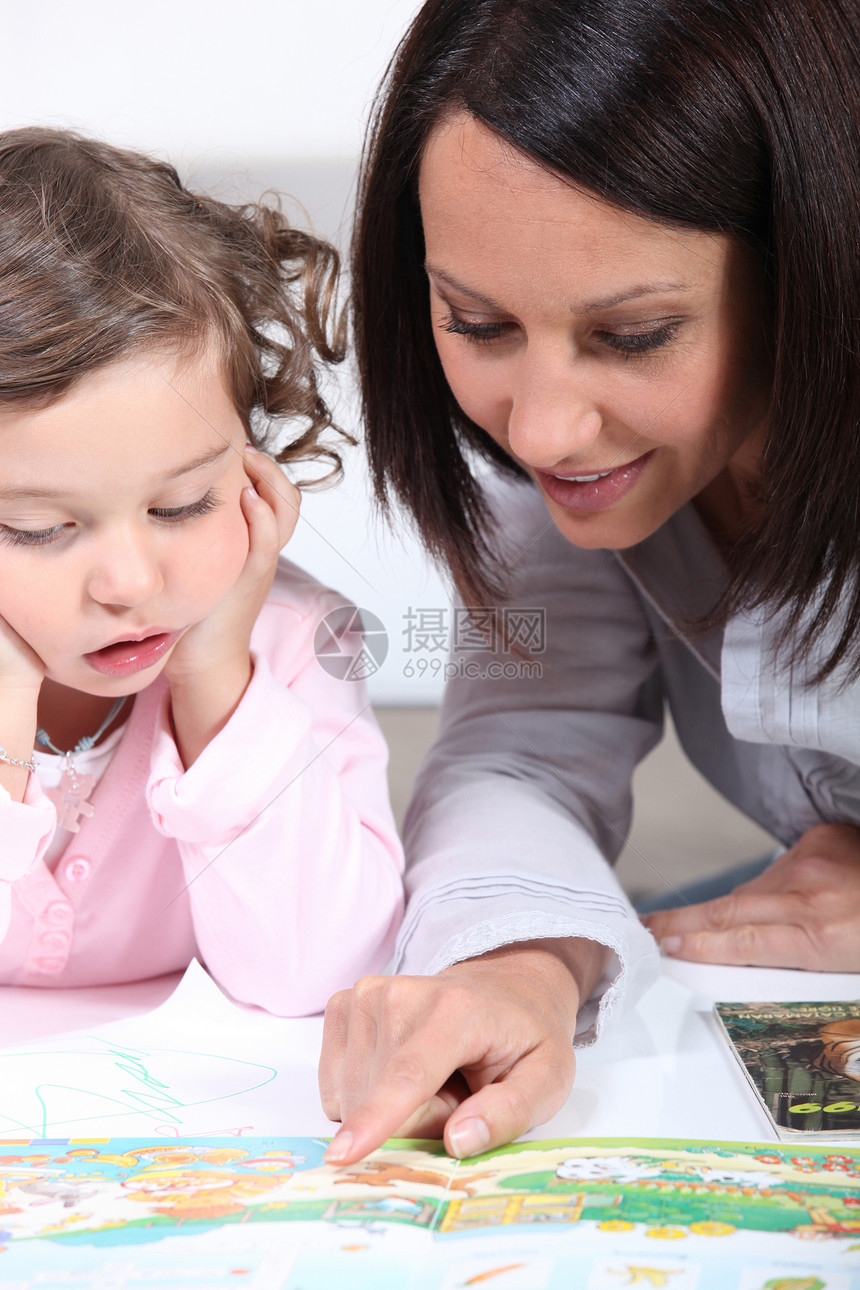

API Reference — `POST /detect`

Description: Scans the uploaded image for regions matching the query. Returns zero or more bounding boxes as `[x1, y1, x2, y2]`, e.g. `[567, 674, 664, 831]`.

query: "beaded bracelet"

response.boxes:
[0, 743, 36, 774]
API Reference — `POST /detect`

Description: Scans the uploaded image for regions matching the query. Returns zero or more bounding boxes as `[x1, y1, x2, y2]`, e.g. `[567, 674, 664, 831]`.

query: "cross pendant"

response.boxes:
[58, 796, 95, 833]
[58, 764, 97, 834]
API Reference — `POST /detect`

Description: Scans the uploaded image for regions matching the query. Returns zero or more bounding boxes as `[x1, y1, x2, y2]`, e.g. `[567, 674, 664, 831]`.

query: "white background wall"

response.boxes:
[2, 1, 422, 166]
[2, 0, 450, 703]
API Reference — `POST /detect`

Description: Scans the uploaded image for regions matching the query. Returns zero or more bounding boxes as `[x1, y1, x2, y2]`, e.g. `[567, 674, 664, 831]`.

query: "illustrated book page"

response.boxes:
[0, 1135, 856, 1288]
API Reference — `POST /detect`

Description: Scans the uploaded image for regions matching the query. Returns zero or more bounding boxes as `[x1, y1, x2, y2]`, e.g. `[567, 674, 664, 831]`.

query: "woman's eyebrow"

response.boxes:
[426, 263, 689, 313]
[584, 283, 689, 312]
[425, 263, 500, 309]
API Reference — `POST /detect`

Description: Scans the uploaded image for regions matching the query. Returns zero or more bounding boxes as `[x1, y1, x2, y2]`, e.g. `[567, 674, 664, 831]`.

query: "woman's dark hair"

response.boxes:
[0, 127, 347, 479]
[354, 0, 860, 679]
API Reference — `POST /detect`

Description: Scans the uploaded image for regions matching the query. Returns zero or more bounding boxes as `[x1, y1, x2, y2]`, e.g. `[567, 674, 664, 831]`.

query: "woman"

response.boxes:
[320, 0, 860, 1164]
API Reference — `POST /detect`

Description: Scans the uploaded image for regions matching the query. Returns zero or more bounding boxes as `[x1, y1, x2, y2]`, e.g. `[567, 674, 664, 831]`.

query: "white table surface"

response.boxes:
[0, 960, 856, 1146]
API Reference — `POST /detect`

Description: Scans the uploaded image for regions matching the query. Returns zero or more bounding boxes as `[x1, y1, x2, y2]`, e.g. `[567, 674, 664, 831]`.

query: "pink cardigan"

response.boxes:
[0, 560, 404, 1015]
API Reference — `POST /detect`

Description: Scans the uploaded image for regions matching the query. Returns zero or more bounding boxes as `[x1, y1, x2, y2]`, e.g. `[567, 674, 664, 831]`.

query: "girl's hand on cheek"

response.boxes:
[0, 614, 45, 800]
[164, 447, 300, 768]
[642, 822, 860, 971]
[0, 613, 46, 695]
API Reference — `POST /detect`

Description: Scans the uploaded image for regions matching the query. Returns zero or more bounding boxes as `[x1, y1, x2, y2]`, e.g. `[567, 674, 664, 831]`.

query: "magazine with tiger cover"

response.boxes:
[714, 1000, 860, 1141]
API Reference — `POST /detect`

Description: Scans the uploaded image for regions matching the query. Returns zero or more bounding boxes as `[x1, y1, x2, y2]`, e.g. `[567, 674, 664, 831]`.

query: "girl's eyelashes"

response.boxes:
[148, 489, 223, 523]
[0, 490, 223, 548]
[0, 523, 68, 548]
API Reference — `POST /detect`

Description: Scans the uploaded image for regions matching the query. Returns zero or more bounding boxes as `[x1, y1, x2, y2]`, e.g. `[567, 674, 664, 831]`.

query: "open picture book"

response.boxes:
[0, 1134, 856, 1288]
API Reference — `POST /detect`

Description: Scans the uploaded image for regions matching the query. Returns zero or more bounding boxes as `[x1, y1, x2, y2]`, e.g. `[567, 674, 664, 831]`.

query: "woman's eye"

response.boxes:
[149, 490, 222, 523]
[0, 523, 68, 548]
[440, 313, 506, 344]
[597, 321, 681, 358]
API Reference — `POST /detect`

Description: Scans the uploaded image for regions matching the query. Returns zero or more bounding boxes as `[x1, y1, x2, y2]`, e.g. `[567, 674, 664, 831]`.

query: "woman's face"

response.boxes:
[419, 113, 771, 550]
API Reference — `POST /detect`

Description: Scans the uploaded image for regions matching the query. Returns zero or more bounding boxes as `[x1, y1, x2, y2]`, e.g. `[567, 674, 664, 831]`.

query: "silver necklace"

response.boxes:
[35, 696, 128, 833]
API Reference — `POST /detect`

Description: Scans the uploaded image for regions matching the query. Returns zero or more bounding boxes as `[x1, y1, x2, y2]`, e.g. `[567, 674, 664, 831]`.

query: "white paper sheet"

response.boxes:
[0, 960, 331, 1139]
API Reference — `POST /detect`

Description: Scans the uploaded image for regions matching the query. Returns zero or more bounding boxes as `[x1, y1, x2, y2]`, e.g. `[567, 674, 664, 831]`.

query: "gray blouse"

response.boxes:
[394, 474, 860, 1043]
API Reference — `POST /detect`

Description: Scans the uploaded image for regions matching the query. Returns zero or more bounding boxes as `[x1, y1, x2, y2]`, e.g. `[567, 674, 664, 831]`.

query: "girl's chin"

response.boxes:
[46, 662, 169, 698]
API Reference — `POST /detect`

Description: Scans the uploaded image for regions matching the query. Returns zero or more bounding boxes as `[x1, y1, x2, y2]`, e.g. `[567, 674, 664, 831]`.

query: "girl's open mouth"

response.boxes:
[83, 631, 179, 677]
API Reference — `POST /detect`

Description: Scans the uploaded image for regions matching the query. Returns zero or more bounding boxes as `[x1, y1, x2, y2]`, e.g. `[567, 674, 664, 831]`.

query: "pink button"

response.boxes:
[63, 857, 91, 883]
[33, 957, 64, 974]
[45, 901, 73, 925]
[40, 930, 70, 951]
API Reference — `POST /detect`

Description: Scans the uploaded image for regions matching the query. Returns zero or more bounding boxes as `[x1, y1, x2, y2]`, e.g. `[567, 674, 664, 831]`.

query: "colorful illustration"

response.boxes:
[715, 1000, 860, 1140]
[0, 1136, 855, 1288]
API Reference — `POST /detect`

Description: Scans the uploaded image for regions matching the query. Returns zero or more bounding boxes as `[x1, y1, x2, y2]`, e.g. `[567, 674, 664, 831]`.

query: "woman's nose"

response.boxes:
[506, 353, 603, 469]
[86, 529, 164, 608]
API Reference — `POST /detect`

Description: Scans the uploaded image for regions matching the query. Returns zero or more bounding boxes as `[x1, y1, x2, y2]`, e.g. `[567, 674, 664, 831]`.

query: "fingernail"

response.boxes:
[660, 936, 682, 956]
[243, 484, 259, 500]
[447, 1117, 491, 1159]
[245, 443, 260, 454]
[323, 1130, 353, 1163]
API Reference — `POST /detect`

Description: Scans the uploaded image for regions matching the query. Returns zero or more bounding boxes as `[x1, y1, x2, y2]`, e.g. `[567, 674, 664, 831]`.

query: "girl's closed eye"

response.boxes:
[148, 489, 223, 523]
[0, 522, 71, 549]
[0, 491, 224, 548]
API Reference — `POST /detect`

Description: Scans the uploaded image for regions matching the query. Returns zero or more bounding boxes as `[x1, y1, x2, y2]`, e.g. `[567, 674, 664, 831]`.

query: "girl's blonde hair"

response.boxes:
[0, 127, 347, 477]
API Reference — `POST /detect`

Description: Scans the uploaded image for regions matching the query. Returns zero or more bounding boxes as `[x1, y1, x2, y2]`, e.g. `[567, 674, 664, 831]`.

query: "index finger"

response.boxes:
[324, 1019, 575, 1165]
[323, 1018, 478, 1164]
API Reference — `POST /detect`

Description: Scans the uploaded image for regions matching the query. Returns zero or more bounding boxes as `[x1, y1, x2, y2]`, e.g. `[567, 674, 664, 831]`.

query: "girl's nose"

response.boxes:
[506, 353, 603, 469]
[86, 530, 164, 608]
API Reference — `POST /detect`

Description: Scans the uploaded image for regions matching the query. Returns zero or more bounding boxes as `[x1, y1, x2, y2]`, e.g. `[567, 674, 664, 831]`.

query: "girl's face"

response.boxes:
[419, 114, 772, 550]
[0, 350, 251, 698]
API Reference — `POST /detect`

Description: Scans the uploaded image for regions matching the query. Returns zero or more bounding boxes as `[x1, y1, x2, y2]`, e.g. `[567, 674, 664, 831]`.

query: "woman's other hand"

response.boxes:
[319, 936, 609, 1164]
[642, 823, 860, 971]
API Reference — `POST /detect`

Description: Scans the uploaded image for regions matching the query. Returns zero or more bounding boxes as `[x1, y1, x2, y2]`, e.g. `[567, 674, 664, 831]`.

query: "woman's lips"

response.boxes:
[535, 451, 653, 512]
[83, 631, 179, 677]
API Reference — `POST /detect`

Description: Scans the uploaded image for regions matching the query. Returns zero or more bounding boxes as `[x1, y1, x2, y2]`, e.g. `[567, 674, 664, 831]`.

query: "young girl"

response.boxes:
[0, 127, 404, 1014]
[320, 0, 860, 1163]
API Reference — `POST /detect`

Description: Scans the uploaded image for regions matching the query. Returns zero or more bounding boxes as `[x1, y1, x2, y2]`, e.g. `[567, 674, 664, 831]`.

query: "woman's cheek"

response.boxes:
[439, 351, 505, 443]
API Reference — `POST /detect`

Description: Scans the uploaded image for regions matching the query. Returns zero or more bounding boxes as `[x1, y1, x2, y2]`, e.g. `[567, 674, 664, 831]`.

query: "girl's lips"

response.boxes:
[535, 451, 653, 512]
[83, 631, 179, 677]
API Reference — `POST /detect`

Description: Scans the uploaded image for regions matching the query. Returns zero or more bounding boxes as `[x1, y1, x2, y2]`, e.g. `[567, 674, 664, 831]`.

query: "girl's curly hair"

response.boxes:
[0, 126, 348, 480]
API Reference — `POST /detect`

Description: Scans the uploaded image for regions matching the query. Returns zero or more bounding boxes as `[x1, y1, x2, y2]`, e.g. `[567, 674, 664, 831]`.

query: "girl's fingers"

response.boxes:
[243, 446, 300, 547]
